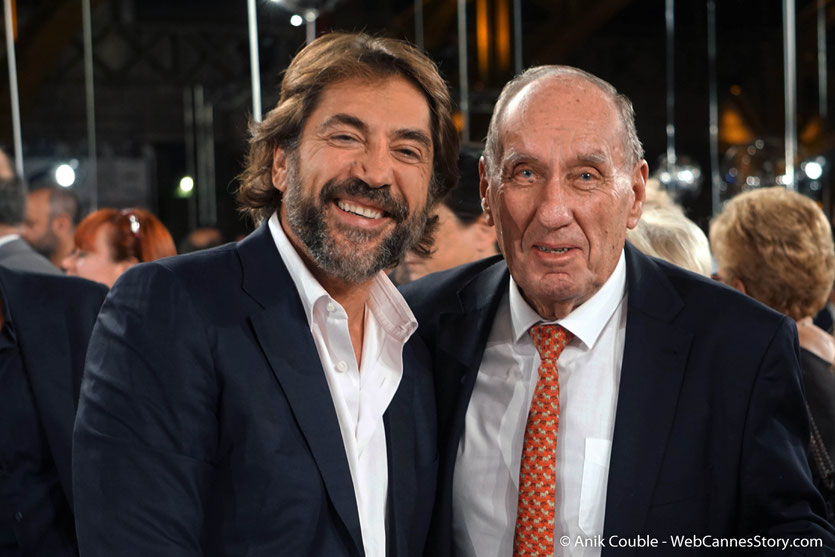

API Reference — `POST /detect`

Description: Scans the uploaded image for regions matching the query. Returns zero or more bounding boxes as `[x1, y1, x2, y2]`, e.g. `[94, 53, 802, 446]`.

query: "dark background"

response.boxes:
[2, 0, 832, 243]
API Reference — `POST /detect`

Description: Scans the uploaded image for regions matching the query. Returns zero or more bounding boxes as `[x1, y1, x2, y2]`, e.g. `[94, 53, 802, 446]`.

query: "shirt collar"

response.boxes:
[0, 234, 20, 249]
[509, 249, 627, 349]
[268, 212, 417, 342]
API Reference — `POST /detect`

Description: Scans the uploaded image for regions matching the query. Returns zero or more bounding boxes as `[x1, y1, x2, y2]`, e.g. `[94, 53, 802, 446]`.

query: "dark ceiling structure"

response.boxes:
[2, 0, 834, 241]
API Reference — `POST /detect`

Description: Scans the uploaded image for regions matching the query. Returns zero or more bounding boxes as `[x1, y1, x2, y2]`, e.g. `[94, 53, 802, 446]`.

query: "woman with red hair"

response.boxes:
[63, 208, 176, 288]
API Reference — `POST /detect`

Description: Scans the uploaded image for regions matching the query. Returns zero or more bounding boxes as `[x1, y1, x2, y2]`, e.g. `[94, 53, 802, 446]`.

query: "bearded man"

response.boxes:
[72, 32, 458, 557]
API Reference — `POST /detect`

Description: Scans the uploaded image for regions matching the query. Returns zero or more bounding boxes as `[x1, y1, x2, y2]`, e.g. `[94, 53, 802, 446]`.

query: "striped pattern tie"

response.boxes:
[513, 323, 573, 556]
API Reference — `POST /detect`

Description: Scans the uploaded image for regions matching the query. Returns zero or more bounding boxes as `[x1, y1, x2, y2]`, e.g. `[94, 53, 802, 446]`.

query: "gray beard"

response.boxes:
[282, 154, 429, 284]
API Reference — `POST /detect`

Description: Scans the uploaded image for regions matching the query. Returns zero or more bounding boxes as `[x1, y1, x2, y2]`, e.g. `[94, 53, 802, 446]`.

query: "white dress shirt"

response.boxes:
[0, 234, 20, 248]
[269, 213, 417, 557]
[452, 251, 628, 557]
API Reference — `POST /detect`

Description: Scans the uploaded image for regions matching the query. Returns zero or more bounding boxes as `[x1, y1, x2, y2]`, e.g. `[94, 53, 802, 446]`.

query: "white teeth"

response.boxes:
[536, 246, 569, 254]
[337, 200, 383, 219]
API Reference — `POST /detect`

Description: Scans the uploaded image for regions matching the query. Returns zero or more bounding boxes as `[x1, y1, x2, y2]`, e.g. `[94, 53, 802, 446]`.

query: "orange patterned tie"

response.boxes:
[513, 323, 573, 556]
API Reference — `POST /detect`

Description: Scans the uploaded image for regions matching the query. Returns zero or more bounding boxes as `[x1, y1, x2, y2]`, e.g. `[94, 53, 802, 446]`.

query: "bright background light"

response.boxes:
[290, 14, 303, 26]
[179, 176, 194, 193]
[55, 164, 75, 187]
[803, 161, 823, 180]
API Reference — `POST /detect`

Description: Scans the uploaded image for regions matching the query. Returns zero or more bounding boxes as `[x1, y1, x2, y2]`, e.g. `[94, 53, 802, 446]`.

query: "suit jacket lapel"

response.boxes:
[437, 259, 509, 452]
[238, 223, 364, 555]
[383, 346, 415, 557]
[427, 259, 509, 555]
[602, 245, 693, 551]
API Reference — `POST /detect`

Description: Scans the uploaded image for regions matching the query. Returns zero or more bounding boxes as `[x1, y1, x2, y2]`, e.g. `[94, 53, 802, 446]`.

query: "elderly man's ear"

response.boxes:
[626, 160, 649, 230]
[478, 157, 495, 227]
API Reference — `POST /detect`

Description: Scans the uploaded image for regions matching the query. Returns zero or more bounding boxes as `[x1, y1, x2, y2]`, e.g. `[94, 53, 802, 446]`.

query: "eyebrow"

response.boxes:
[394, 128, 432, 150]
[320, 113, 367, 134]
[576, 151, 609, 165]
[319, 113, 432, 150]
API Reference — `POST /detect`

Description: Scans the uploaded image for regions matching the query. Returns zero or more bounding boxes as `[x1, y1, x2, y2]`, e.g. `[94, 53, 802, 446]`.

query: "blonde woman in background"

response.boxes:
[710, 186, 835, 515]
[627, 205, 712, 276]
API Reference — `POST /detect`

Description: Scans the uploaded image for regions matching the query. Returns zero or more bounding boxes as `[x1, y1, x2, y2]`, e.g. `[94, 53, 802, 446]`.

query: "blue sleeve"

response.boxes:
[72, 262, 218, 556]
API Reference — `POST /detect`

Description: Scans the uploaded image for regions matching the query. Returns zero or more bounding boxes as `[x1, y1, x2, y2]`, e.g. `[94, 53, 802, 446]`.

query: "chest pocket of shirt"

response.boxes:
[579, 438, 612, 536]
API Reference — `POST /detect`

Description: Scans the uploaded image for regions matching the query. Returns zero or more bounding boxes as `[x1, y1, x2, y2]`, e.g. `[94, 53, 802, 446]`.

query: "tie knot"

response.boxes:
[528, 323, 573, 362]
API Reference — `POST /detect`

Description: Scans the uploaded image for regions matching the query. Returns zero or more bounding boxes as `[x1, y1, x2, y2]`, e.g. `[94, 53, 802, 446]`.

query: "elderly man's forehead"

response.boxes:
[502, 75, 618, 126]
[495, 76, 626, 163]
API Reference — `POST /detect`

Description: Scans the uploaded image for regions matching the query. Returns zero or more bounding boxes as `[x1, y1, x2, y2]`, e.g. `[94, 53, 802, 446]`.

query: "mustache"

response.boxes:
[319, 178, 409, 222]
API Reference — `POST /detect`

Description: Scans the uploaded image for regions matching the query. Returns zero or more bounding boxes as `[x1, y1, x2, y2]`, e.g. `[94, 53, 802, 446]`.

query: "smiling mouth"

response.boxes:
[536, 246, 571, 254]
[336, 200, 384, 219]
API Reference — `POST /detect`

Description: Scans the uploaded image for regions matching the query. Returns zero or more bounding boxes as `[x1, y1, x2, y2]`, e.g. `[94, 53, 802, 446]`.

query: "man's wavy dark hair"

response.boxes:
[237, 32, 460, 258]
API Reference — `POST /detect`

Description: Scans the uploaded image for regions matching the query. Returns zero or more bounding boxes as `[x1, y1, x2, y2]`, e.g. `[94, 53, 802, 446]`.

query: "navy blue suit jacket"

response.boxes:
[73, 223, 437, 556]
[401, 244, 835, 556]
[0, 266, 106, 555]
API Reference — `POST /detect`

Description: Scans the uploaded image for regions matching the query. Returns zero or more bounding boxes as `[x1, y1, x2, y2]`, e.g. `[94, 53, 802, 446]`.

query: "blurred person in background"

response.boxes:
[63, 208, 176, 288]
[0, 175, 59, 275]
[22, 186, 80, 269]
[178, 226, 224, 254]
[710, 186, 835, 517]
[403, 145, 498, 282]
[0, 266, 106, 556]
[0, 149, 13, 181]
[627, 206, 712, 276]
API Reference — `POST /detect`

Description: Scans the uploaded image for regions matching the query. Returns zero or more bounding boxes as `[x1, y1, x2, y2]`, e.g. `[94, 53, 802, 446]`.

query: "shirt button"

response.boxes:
[336, 360, 348, 372]
[14, 512, 22, 521]
[326, 302, 336, 313]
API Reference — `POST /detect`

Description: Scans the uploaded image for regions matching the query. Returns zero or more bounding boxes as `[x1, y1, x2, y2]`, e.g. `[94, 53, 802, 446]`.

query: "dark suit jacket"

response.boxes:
[0, 237, 60, 275]
[73, 222, 437, 557]
[401, 244, 835, 556]
[0, 266, 106, 555]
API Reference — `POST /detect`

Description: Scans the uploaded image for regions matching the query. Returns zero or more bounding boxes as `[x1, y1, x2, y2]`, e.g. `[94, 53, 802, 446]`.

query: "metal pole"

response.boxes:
[457, 0, 469, 142]
[81, 0, 98, 209]
[195, 85, 207, 226]
[414, 0, 424, 51]
[4, 0, 22, 177]
[707, 0, 720, 215]
[818, 0, 828, 119]
[305, 9, 318, 45]
[206, 102, 216, 226]
[513, 0, 522, 75]
[183, 88, 197, 231]
[665, 0, 676, 178]
[246, 0, 262, 122]
[783, 0, 797, 190]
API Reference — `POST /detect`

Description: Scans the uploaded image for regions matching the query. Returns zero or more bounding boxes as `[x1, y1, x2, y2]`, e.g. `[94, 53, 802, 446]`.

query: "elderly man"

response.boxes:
[73, 32, 458, 556]
[22, 185, 79, 268]
[402, 65, 834, 556]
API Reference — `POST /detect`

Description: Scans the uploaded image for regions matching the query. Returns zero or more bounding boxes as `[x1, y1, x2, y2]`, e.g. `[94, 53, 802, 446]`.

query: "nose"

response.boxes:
[534, 177, 573, 229]
[352, 140, 394, 188]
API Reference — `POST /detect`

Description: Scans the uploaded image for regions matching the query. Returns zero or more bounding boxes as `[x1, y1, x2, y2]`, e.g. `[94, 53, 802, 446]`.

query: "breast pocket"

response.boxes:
[579, 438, 612, 536]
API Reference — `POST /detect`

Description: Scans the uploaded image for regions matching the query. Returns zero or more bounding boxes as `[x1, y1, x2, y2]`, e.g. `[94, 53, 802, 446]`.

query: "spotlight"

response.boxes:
[290, 14, 303, 26]
[803, 161, 823, 180]
[55, 164, 76, 187]
[179, 176, 194, 194]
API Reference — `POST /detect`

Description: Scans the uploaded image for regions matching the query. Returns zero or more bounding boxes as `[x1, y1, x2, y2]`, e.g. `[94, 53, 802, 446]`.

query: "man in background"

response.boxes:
[0, 175, 59, 274]
[22, 185, 80, 269]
